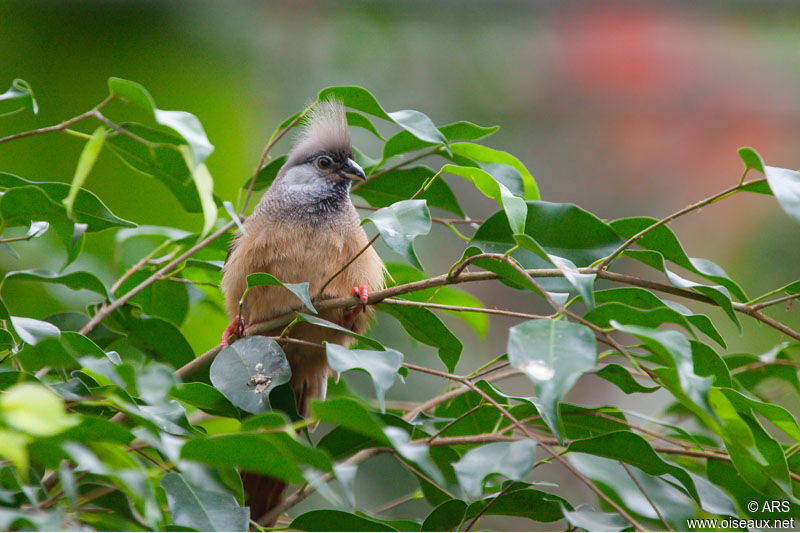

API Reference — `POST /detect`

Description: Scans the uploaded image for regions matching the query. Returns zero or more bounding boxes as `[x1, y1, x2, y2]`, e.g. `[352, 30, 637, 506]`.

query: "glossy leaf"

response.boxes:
[560, 504, 630, 532]
[453, 440, 537, 497]
[10, 316, 60, 346]
[310, 396, 389, 444]
[246, 273, 316, 313]
[4, 269, 109, 299]
[319, 86, 445, 144]
[355, 166, 464, 217]
[442, 164, 526, 234]
[64, 126, 107, 219]
[720, 388, 800, 441]
[0, 172, 136, 231]
[462, 486, 569, 523]
[507, 319, 597, 443]
[210, 336, 291, 414]
[450, 142, 539, 200]
[108, 77, 213, 166]
[171, 382, 240, 419]
[0, 78, 37, 116]
[610, 217, 747, 301]
[763, 165, 800, 223]
[161, 471, 248, 531]
[737, 146, 764, 172]
[325, 344, 402, 412]
[566, 431, 700, 503]
[347, 111, 384, 140]
[0, 383, 79, 436]
[592, 364, 659, 394]
[291, 509, 396, 532]
[362, 199, 431, 270]
[181, 432, 331, 483]
[421, 499, 467, 532]
[384, 263, 487, 336]
[378, 303, 462, 372]
[295, 313, 384, 350]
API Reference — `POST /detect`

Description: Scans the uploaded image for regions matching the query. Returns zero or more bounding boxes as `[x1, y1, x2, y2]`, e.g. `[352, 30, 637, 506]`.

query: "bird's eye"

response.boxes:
[316, 156, 332, 170]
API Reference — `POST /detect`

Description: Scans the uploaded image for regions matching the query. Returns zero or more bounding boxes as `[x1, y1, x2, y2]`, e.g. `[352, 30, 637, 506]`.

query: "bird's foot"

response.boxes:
[221, 316, 247, 347]
[344, 285, 369, 327]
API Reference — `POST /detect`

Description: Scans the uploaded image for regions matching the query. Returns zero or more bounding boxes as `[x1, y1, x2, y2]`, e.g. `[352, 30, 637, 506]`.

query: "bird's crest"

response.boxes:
[288, 100, 351, 163]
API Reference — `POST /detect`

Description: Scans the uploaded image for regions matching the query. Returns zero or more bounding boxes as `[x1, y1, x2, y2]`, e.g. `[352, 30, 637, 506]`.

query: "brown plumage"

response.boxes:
[221, 101, 384, 523]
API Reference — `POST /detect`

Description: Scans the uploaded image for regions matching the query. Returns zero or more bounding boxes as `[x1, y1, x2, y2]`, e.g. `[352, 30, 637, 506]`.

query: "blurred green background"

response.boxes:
[1, 1, 798, 528]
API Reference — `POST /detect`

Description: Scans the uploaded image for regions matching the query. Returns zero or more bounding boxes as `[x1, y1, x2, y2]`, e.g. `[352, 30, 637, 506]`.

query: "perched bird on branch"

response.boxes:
[220, 100, 384, 523]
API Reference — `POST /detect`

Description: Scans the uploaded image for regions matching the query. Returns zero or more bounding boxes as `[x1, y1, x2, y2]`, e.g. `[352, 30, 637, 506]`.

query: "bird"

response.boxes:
[220, 100, 385, 523]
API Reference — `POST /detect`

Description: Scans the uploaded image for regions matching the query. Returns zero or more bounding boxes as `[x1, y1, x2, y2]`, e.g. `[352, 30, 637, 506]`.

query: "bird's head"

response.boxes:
[277, 100, 365, 190]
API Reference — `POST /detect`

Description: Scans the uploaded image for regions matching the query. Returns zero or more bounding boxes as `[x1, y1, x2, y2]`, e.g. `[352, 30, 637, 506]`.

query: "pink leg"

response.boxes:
[221, 315, 246, 346]
[343, 285, 370, 327]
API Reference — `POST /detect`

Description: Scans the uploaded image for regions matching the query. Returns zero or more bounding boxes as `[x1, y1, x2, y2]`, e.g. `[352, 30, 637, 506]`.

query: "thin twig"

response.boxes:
[463, 481, 517, 532]
[751, 292, 798, 311]
[620, 462, 674, 531]
[382, 297, 548, 320]
[0, 95, 114, 145]
[596, 178, 766, 271]
[80, 220, 237, 336]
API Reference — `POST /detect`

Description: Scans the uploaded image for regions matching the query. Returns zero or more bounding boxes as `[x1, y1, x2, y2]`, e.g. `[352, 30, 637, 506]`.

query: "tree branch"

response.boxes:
[0, 95, 114, 145]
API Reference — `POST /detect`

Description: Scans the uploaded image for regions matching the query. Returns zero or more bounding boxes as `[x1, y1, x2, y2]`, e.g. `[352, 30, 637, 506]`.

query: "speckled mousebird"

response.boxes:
[220, 100, 384, 523]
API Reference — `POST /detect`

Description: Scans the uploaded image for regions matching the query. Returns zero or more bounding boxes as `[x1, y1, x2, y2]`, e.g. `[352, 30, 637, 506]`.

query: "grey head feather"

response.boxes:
[256, 100, 360, 227]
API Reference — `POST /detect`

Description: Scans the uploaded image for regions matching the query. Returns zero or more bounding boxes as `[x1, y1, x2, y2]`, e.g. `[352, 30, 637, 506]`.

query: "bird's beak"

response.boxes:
[340, 158, 366, 181]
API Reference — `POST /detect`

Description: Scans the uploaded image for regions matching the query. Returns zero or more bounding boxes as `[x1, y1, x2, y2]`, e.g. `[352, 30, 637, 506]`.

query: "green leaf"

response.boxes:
[738, 147, 764, 173]
[440, 122, 499, 142]
[356, 166, 464, 217]
[114, 270, 188, 326]
[384, 263, 487, 336]
[442, 164, 526, 234]
[421, 499, 467, 532]
[186, 158, 218, 238]
[763, 165, 800, 224]
[242, 155, 287, 191]
[171, 382, 240, 419]
[384, 426, 444, 486]
[707, 388, 794, 499]
[0, 79, 37, 117]
[210, 336, 291, 414]
[291, 509, 396, 532]
[109, 77, 214, 166]
[17, 330, 108, 371]
[246, 273, 316, 313]
[513, 233, 597, 310]
[64, 126, 107, 219]
[122, 315, 195, 368]
[507, 319, 597, 443]
[592, 364, 659, 394]
[161, 471, 248, 532]
[566, 431, 700, 503]
[347, 111, 384, 140]
[4, 269, 109, 299]
[105, 124, 209, 213]
[0, 429, 30, 478]
[319, 86, 445, 145]
[181, 432, 331, 483]
[240, 411, 289, 432]
[463, 486, 569, 523]
[453, 440, 536, 497]
[612, 322, 715, 413]
[0, 383, 79, 436]
[325, 344, 402, 412]
[295, 313, 384, 350]
[0, 172, 135, 231]
[362, 199, 431, 270]
[377, 304, 462, 372]
[610, 217, 747, 301]
[719, 388, 800, 443]
[10, 316, 60, 345]
[450, 142, 538, 200]
[310, 396, 389, 444]
[560, 504, 630, 532]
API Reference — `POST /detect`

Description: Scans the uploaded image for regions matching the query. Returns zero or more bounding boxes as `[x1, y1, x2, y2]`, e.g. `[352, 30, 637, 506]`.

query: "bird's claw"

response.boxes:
[221, 316, 246, 347]
[353, 285, 369, 311]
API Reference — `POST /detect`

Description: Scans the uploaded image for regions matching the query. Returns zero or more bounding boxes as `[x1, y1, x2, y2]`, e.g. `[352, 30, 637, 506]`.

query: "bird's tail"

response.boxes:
[242, 367, 328, 525]
[242, 472, 287, 526]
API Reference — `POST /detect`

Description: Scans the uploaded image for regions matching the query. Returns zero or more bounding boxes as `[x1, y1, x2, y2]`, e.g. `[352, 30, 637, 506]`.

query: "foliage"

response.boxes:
[0, 78, 798, 531]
